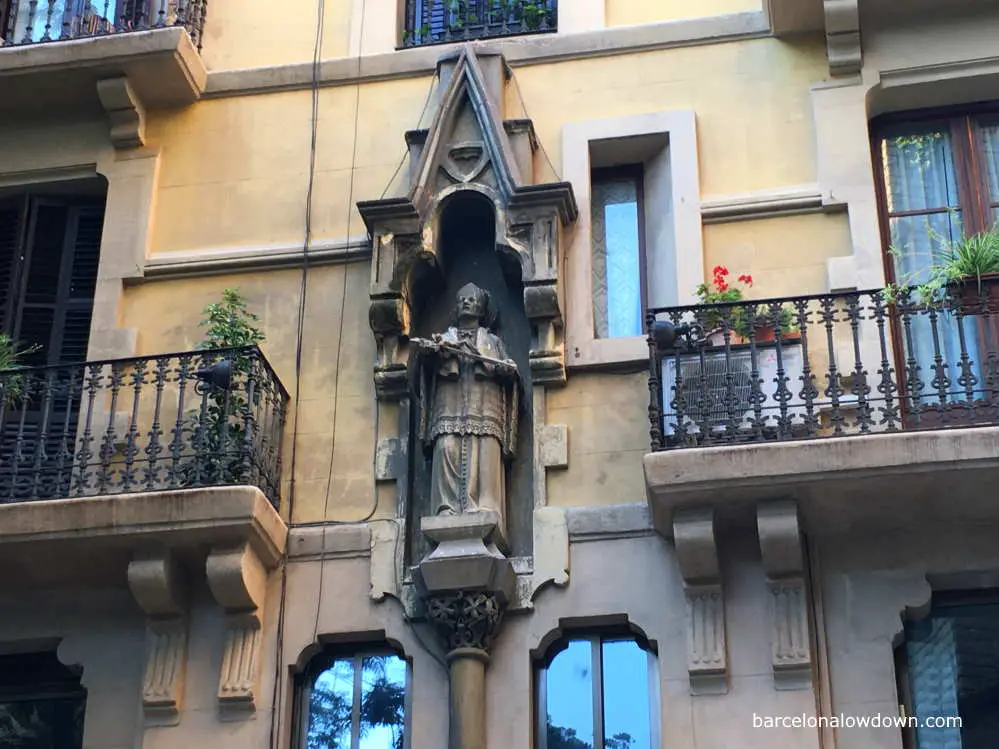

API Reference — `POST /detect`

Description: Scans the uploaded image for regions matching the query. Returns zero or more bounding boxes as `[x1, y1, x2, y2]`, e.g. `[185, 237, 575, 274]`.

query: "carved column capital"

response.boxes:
[206, 543, 270, 711]
[426, 591, 506, 654]
[127, 549, 188, 723]
[673, 507, 727, 695]
[757, 500, 812, 690]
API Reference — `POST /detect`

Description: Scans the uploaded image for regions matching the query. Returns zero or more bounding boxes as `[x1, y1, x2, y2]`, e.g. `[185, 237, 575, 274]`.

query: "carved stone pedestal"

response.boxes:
[417, 511, 512, 749]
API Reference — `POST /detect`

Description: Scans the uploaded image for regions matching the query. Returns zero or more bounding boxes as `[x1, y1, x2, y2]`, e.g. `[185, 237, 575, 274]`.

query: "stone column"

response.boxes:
[416, 511, 514, 749]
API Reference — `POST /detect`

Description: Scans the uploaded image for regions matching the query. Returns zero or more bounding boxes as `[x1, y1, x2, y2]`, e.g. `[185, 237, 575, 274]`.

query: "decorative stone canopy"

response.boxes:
[359, 45, 578, 399]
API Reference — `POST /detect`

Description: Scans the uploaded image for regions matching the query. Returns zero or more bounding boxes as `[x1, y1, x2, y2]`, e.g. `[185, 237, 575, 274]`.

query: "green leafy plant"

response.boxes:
[183, 288, 265, 486]
[884, 224, 999, 307]
[0, 334, 41, 408]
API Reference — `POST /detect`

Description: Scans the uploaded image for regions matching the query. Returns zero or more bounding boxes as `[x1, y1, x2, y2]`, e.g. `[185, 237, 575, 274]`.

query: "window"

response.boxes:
[591, 166, 646, 340]
[536, 631, 658, 749]
[296, 646, 409, 749]
[898, 591, 999, 748]
[0, 649, 86, 749]
[873, 107, 999, 420]
[562, 111, 702, 367]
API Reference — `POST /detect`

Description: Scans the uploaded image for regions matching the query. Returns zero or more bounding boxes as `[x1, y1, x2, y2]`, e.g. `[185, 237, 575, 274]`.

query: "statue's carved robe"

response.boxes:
[417, 326, 519, 534]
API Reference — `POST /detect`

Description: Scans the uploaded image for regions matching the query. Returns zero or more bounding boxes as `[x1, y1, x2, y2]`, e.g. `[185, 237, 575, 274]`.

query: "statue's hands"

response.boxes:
[496, 359, 518, 377]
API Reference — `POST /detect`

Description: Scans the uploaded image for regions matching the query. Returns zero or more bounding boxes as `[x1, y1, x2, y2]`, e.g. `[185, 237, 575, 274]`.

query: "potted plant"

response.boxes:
[694, 267, 799, 343]
[884, 225, 999, 310]
[182, 288, 266, 487]
[0, 334, 41, 408]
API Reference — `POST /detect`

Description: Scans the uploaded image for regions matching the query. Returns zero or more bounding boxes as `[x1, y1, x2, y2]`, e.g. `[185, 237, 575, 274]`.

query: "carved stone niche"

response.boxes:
[358, 44, 577, 400]
[359, 44, 578, 571]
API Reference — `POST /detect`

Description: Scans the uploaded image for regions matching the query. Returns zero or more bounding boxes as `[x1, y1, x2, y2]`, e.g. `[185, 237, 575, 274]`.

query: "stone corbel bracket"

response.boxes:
[757, 500, 813, 690]
[96, 77, 146, 149]
[127, 549, 188, 724]
[673, 507, 727, 695]
[206, 542, 270, 712]
[825, 0, 861, 76]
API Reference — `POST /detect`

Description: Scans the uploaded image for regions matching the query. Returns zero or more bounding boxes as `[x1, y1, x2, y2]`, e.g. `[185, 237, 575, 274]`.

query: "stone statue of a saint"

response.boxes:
[412, 283, 520, 538]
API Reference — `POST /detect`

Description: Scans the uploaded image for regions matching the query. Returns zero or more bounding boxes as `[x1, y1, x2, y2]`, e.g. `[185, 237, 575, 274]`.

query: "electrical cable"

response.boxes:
[379, 77, 438, 200]
[268, 0, 326, 745]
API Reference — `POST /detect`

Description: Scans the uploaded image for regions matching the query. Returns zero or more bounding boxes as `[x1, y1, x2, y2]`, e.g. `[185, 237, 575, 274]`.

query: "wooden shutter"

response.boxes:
[13, 199, 103, 367]
[0, 197, 26, 336]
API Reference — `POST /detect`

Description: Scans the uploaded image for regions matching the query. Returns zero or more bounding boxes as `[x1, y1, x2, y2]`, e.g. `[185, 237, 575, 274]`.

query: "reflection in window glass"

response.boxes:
[540, 635, 656, 749]
[591, 171, 644, 340]
[0, 651, 86, 749]
[305, 653, 407, 749]
[904, 600, 999, 749]
[546, 640, 594, 749]
[602, 641, 651, 749]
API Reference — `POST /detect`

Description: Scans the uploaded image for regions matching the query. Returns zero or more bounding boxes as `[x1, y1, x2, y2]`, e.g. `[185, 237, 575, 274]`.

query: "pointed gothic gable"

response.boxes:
[359, 45, 578, 399]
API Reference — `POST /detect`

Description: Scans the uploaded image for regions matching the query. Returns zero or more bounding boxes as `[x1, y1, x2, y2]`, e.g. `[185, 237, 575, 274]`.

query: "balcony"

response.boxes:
[643, 288, 999, 538]
[0, 345, 288, 591]
[0, 1, 208, 121]
[402, 0, 556, 48]
[0, 345, 287, 505]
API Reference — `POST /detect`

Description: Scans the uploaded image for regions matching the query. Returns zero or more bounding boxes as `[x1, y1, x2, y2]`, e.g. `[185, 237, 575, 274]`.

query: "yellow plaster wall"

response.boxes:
[605, 0, 762, 27]
[146, 75, 435, 253]
[119, 263, 379, 523]
[547, 372, 650, 507]
[201, 0, 352, 71]
[518, 37, 828, 196]
[147, 37, 827, 256]
[702, 212, 853, 298]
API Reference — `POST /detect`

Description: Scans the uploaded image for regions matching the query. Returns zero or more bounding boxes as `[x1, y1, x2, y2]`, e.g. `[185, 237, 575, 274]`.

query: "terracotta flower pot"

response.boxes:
[955, 273, 999, 314]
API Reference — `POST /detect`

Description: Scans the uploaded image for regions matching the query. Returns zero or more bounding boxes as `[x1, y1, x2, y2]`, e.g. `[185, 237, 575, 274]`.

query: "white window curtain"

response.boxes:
[882, 128, 981, 406]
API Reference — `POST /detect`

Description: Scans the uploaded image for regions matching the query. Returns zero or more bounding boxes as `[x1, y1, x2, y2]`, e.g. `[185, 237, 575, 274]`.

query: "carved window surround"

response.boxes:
[562, 110, 703, 368]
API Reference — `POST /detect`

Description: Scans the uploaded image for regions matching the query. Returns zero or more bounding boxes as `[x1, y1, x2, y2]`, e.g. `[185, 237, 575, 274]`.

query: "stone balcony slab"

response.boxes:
[645, 426, 999, 539]
[0, 486, 287, 590]
[0, 26, 206, 120]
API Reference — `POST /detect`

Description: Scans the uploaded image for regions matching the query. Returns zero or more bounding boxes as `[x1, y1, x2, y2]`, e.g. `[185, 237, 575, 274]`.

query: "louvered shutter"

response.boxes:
[0, 199, 25, 336]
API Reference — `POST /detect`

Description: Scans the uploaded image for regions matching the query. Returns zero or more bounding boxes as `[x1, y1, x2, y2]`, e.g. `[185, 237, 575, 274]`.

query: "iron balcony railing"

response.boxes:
[647, 287, 999, 451]
[0, 346, 287, 506]
[2, 0, 208, 51]
[403, 0, 556, 48]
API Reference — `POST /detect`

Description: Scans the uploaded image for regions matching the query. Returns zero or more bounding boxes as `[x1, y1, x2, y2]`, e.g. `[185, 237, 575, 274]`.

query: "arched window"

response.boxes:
[295, 644, 409, 749]
[535, 624, 659, 749]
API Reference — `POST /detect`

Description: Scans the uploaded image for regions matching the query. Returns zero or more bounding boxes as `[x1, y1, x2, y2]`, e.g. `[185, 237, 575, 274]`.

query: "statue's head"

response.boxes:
[456, 283, 492, 326]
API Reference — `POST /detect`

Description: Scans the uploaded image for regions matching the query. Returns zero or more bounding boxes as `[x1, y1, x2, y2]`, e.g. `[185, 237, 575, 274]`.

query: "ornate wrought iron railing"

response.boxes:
[2, 0, 208, 51]
[0, 346, 287, 505]
[647, 287, 999, 451]
[402, 0, 556, 47]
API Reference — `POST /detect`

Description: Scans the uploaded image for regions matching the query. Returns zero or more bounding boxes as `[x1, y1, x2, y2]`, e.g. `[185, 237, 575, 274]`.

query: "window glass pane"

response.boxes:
[360, 654, 407, 749]
[307, 659, 355, 749]
[0, 651, 86, 749]
[881, 127, 961, 213]
[545, 640, 594, 749]
[592, 174, 642, 339]
[906, 601, 999, 748]
[980, 122, 999, 210]
[602, 640, 652, 749]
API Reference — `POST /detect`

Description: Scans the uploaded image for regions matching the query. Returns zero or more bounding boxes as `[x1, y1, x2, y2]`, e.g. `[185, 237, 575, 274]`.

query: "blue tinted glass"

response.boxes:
[604, 200, 642, 338]
[359, 655, 407, 749]
[546, 640, 594, 749]
[308, 659, 354, 749]
[602, 640, 652, 749]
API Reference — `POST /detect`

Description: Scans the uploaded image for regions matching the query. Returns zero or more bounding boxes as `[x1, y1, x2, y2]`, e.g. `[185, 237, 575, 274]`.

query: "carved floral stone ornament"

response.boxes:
[425, 591, 506, 652]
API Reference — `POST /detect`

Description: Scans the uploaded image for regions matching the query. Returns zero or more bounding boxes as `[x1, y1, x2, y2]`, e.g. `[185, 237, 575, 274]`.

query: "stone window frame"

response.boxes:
[293, 640, 413, 749]
[562, 110, 704, 368]
[533, 619, 661, 749]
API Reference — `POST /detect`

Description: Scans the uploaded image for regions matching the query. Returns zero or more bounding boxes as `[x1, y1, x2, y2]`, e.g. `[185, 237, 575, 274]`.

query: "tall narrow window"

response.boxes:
[536, 632, 658, 749]
[0, 650, 86, 749]
[591, 166, 645, 340]
[898, 592, 999, 748]
[297, 647, 409, 749]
